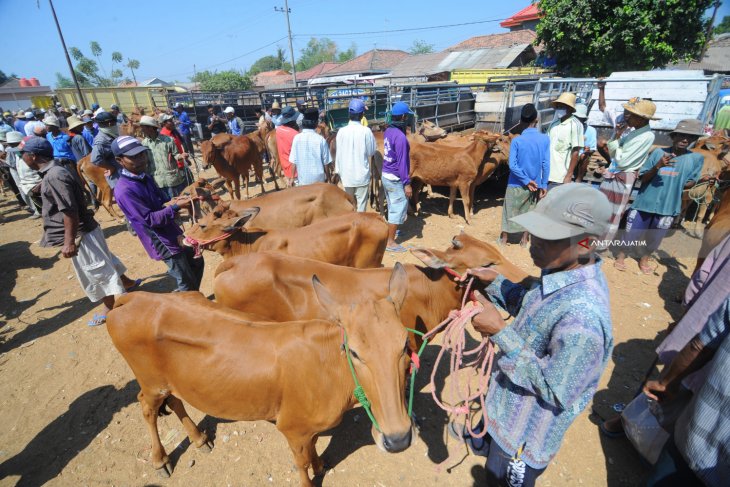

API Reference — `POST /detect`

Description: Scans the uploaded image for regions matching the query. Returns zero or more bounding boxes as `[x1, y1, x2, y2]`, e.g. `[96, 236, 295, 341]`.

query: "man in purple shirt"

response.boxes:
[111, 135, 204, 292]
[381, 102, 413, 252]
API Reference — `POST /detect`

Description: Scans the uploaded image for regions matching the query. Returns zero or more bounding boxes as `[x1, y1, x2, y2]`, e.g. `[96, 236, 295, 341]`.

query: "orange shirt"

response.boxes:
[275, 125, 299, 179]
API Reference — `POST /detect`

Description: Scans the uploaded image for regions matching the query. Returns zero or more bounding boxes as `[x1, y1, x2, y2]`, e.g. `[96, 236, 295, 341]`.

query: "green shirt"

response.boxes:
[141, 134, 184, 189]
[715, 105, 730, 131]
[548, 115, 584, 183]
[607, 124, 655, 172]
[632, 148, 703, 216]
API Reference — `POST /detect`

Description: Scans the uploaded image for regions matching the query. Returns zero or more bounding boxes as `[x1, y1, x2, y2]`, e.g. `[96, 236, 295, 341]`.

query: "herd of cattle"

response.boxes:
[67, 116, 728, 485]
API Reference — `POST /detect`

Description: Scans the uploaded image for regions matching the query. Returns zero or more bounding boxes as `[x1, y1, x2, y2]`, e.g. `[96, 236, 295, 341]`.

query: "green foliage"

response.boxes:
[0, 70, 19, 85]
[55, 72, 75, 88]
[248, 54, 291, 76]
[191, 70, 252, 92]
[714, 15, 730, 35]
[63, 41, 139, 87]
[409, 40, 434, 54]
[295, 37, 356, 71]
[535, 0, 714, 76]
[337, 43, 357, 63]
[126, 59, 140, 84]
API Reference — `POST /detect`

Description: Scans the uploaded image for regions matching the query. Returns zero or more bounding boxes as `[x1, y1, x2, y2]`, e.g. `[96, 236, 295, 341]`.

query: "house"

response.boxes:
[670, 33, 730, 75]
[308, 49, 409, 84]
[0, 77, 52, 111]
[499, 3, 542, 31]
[446, 30, 541, 53]
[140, 77, 172, 87]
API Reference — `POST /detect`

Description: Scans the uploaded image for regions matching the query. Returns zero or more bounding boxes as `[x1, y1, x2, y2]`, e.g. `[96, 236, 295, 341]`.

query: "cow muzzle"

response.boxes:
[372, 425, 414, 453]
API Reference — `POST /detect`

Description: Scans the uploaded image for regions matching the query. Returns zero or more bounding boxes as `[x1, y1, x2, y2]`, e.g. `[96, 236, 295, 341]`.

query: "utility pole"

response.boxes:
[48, 0, 87, 109]
[275, 1, 297, 86]
[698, 0, 721, 62]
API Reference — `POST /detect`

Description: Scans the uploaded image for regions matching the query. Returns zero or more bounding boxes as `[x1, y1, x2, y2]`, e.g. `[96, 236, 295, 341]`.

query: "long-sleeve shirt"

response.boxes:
[113, 169, 183, 260]
[175, 110, 192, 136]
[82, 127, 95, 148]
[290, 129, 331, 185]
[674, 297, 730, 487]
[335, 120, 376, 187]
[382, 126, 411, 185]
[507, 127, 550, 189]
[141, 134, 185, 189]
[91, 131, 122, 172]
[606, 124, 654, 172]
[484, 259, 613, 469]
[70, 134, 91, 162]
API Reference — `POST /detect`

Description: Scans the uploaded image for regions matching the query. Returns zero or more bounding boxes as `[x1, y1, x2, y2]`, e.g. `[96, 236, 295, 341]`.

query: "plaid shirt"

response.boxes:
[290, 129, 331, 185]
[674, 297, 730, 486]
[141, 134, 184, 189]
[485, 259, 613, 469]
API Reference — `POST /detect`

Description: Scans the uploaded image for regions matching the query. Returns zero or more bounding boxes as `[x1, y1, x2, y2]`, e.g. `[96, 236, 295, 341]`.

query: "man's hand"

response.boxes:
[459, 266, 500, 284]
[470, 291, 506, 337]
[539, 188, 547, 199]
[171, 196, 192, 209]
[404, 184, 413, 198]
[643, 379, 676, 402]
[562, 174, 573, 184]
[527, 180, 538, 192]
[62, 241, 78, 258]
[656, 153, 676, 169]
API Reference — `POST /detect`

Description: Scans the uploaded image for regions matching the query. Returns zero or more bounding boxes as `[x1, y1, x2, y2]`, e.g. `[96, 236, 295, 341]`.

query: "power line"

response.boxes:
[296, 17, 506, 37]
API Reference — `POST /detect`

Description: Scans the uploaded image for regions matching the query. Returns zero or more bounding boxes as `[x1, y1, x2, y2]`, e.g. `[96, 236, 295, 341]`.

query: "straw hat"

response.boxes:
[139, 115, 159, 128]
[271, 101, 281, 110]
[670, 119, 704, 137]
[622, 97, 660, 120]
[67, 115, 85, 131]
[552, 92, 577, 110]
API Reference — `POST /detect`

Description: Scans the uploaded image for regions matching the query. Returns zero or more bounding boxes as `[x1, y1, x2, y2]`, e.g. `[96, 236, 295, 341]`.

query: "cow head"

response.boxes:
[312, 263, 414, 453]
[410, 232, 529, 284]
[183, 206, 260, 257]
[200, 140, 215, 169]
[176, 178, 221, 215]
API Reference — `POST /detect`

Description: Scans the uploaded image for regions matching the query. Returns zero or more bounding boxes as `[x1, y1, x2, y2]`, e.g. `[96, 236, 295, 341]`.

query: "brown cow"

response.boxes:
[246, 128, 281, 191]
[184, 208, 387, 266]
[408, 131, 503, 224]
[201, 183, 355, 229]
[680, 136, 730, 226]
[107, 271, 413, 486]
[214, 232, 529, 347]
[695, 185, 730, 273]
[200, 134, 264, 199]
[76, 154, 124, 221]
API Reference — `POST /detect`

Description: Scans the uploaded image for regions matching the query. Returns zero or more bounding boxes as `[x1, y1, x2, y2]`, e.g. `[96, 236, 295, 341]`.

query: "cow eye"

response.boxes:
[350, 348, 360, 361]
[198, 224, 207, 230]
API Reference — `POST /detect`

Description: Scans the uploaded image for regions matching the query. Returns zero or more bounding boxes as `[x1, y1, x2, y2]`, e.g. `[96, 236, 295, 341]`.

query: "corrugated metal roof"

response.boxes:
[386, 45, 532, 78]
[671, 34, 730, 73]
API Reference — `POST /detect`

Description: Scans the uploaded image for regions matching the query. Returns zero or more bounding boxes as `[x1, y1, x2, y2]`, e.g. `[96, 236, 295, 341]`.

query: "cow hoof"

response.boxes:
[156, 462, 172, 478]
[198, 439, 214, 453]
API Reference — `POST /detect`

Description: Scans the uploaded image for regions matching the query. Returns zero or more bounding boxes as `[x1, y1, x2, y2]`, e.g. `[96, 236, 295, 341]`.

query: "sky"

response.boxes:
[2, 0, 729, 87]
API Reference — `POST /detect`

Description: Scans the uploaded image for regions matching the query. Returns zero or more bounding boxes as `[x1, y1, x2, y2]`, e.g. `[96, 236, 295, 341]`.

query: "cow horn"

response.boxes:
[451, 238, 463, 249]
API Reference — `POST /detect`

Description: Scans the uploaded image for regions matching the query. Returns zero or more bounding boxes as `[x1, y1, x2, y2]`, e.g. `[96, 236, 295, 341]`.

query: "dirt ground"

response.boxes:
[0, 170, 702, 487]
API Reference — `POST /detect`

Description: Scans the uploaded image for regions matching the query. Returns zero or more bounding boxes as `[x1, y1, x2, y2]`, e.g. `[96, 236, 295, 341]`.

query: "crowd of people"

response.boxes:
[0, 87, 728, 487]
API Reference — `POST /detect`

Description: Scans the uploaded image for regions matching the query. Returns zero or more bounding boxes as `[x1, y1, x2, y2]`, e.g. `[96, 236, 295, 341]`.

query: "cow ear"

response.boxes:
[387, 263, 408, 312]
[410, 248, 448, 269]
[312, 275, 339, 322]
[222, 207, 259, 232]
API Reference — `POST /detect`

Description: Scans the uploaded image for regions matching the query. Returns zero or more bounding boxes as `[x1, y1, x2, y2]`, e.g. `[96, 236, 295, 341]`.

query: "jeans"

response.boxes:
[381, 177, 408, 224]
[163, 247, 204, 291]
[160, 182, 187, 200]
[344, 185, 369, 212]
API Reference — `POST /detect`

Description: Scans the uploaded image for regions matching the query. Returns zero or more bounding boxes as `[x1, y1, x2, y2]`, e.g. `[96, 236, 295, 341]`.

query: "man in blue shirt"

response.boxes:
[44, 115, 75, 161]
[500, 103, 550, 247]
[458, 183, 613, 487]
[173, 103, 194, 154]
[82, 117, 96, 148]
[223, 106, 244, 136]
[13, 110, 27, 134]
[614, 119, 705, 274]
[574, 103, 598, 183]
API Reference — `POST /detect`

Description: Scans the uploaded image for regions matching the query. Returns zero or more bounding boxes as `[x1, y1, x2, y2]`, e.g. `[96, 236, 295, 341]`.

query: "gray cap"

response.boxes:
[670, 119, 704, 136]
[511, 183, 611, 240]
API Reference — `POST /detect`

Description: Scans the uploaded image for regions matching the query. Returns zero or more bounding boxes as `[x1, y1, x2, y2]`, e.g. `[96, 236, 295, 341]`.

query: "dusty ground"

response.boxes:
[0, 170, 701, 487]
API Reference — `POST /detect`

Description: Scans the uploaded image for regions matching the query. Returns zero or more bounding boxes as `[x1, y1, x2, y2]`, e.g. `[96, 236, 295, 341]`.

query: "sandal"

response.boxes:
[613, 261, 627, 271]
[124, 278, 143, 292]
[87, 313, 107, 327]
[386, 244, 408, 253]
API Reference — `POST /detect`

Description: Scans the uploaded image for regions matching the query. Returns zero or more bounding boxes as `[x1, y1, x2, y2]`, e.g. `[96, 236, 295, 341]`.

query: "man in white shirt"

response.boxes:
[547, 93, 584, 188]
[24, 111, 45, 137]
[335, 99, 376, 211]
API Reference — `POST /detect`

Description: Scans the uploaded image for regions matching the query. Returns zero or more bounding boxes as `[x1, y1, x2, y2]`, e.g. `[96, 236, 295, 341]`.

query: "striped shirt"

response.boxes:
[674, 297, 730, 487]
[485, 259, 613, 469]
[290, 129, 331, 185]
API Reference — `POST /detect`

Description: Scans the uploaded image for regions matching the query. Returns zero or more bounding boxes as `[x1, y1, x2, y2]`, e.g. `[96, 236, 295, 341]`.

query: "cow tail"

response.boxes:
[158, 397, 172, 417]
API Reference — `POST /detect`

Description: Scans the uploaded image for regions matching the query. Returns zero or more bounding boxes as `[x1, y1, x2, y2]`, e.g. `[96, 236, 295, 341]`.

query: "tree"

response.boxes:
[535, 0, 714, 76]
[714, 15, 730, 35]
[65, 41, 139, 87]
[338, 43, 357, 62]
[191, 70, 252, 91]
[0, 70, 19, 85]
[409, 40, 434, 55]
[248, 52, 291, 76]
[296, 37, 343, 71]
[55, 72, 75, 88]
[126, 59, 140, 85]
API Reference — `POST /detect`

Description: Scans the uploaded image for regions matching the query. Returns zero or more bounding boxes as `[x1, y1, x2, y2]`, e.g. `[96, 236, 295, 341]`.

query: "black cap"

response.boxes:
[94, 111, 116, 124]
[521, 103, 538, 123]
[303, 107, 319, 122]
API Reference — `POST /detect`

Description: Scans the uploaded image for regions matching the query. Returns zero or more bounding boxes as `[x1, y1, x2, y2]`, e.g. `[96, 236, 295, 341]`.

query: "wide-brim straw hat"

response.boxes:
[139, 115, 159, 128]
[67, 115, 85, 131]
[552, 92, 577, 110]
[622, 98, 660, 120]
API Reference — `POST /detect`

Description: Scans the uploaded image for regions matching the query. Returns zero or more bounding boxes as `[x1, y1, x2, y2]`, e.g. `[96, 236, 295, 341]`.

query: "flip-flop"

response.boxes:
[87, 313, 107, 327]
[124, 278, 143, 292]
[613, 261, 627, 271]
[386, 244, 408, 253]
[599, 420, 625, 439]
[640, 265, 654, 275]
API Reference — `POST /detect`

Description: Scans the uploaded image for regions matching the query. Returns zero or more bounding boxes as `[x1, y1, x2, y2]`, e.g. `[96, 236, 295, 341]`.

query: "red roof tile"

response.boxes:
[296, 62, 341, 80]
[324, 49, 410, 76]
[500, 4, 542, 28]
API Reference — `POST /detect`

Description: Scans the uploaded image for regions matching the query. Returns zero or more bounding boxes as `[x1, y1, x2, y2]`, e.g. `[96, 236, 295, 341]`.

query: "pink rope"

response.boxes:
[427, 277, 495, 440]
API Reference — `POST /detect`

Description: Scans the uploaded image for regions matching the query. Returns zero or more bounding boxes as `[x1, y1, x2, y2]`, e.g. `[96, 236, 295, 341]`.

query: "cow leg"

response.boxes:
[138, 391, 172, 477]
[254, 161, 266, 195]
[468, 183, 477, 218]
[165, 395, 213, 452]
[459, 182, 472, 224]
[267, 162, 281, 191]
[283, 432, 317, 487]
[410, 179, 423, 215]
[447, 186, 457, 219]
